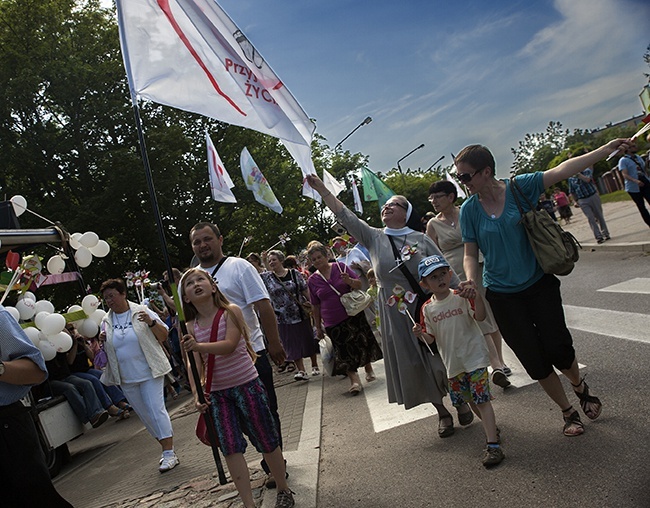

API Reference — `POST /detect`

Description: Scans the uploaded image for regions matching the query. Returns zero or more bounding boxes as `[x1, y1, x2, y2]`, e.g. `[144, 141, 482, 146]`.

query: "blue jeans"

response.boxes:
[72, 370, 127, 407]
[49, 376, 105, 423]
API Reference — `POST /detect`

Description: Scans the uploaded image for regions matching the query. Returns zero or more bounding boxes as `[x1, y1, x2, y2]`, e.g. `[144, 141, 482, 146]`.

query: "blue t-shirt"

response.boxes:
[618, 154, 647, 193]
[460, 172, 545, 293]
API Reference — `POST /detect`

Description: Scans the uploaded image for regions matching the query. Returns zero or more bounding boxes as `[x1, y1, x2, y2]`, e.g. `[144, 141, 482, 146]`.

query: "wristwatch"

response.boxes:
[0, 360, 5, 377]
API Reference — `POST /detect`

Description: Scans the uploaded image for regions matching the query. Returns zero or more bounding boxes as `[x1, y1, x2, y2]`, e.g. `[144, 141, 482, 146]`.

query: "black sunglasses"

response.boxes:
[454, 168, 482, 184]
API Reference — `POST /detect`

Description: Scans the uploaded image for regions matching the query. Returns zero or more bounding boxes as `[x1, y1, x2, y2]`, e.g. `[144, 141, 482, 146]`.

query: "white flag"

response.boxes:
[322, 169, 346, 198]
[352, 179, 363, 214]
[446, 169, 467, 199]
[206, 132, 236, 203]
[240, 147, 283, 214]
[116, 0, 315, 174]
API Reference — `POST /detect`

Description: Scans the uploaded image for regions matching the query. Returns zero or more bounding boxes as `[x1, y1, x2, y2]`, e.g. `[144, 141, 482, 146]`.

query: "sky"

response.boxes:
[109, 0, 650, 177]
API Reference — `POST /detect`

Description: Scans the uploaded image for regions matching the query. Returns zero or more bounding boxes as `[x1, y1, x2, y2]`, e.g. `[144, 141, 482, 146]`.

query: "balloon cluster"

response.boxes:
[5, 294, 105, 361]
[67, 232, 111, 269]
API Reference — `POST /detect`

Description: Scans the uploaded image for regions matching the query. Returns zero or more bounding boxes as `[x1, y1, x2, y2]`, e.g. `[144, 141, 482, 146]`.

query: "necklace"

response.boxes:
[114, 310, 131, 337]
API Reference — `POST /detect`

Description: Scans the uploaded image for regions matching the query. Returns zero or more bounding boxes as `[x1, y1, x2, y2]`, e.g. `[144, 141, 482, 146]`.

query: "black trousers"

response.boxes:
[254, 350, 283, 474]
[628, 184, 650, 227]
[0, 402, 73, 507]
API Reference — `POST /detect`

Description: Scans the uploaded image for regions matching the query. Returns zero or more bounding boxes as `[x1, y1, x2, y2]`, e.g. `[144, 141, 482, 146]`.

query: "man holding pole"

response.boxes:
[189, 222, 288, 487]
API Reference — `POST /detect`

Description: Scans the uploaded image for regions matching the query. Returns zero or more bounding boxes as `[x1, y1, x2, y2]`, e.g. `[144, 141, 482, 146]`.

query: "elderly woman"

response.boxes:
[306, 241, 382, 395]
[306, 175, 471, 436]
[99, 278, 178, 472]
[260, 249, 319, 381]
[426, 180, 511, 389]
[457, 138, 628, 437]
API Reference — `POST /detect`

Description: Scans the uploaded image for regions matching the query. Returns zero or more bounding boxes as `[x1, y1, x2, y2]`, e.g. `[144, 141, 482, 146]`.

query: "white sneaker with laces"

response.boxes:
[159, 452, 179, 473]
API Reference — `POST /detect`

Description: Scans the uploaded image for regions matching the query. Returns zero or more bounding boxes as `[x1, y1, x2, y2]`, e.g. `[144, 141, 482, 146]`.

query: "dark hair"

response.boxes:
[99, 278, 127, 294]
[189, 222, 221, 241]
[246, 252, 262, 264]
[283, 255, 298, 269]
[428, 180, 457, 200]
[455, 144, 496, 176]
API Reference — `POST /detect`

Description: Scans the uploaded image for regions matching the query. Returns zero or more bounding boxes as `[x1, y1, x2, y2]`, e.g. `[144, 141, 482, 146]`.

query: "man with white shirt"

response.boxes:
[189, 222, 287, 487]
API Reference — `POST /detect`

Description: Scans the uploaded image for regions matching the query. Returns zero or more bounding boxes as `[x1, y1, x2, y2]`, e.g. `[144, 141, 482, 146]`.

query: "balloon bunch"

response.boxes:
[67, 232, 111, 269]
[124, 270, 151, 303]
[5, 294, 105, 361]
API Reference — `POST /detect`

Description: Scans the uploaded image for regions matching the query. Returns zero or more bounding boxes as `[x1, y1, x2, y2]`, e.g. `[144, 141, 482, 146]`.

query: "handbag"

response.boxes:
[510, 177, 581, 276]
[318, 334, 335, 376]
[195, 308, 225, 446]
[318, 264, 371, 316]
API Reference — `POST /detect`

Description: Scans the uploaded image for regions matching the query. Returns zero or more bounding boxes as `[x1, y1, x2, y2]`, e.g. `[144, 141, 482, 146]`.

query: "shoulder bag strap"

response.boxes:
[387, 236, 428, 300]
[317, 270, 342, 296]
[204, 308, 225, 393]
[273, 270, 304, 307]
[210, 256, 228, 278]
[509, 177, 527, 218]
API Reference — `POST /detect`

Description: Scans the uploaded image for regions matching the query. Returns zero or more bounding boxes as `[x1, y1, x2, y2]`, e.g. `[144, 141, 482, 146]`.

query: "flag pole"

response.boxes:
[129, 99, 228, 485]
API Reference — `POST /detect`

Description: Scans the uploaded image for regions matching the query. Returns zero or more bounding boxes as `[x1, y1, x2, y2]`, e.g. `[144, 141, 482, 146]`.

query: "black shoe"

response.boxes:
[597, 238, 605, 244]
[492, 369, 511, 388]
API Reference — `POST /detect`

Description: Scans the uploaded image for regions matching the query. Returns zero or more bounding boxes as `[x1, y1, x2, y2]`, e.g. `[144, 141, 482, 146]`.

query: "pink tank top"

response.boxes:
[193, 312, 258, 391]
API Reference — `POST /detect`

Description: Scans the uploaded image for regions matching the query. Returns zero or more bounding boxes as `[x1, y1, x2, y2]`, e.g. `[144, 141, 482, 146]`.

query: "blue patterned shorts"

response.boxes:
[448, 367, 492, 407]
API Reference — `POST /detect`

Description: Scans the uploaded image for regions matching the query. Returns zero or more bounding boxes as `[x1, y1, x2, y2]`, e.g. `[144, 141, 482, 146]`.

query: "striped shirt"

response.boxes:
[193, 312, 257, 392]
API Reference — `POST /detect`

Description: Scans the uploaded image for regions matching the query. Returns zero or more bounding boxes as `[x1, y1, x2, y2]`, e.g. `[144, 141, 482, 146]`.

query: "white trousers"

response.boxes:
[121, 376, 173, 441]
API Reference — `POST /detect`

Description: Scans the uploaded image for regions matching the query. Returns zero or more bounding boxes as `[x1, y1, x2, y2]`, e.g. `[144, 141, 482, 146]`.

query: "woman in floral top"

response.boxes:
[260, 250, 319, 381]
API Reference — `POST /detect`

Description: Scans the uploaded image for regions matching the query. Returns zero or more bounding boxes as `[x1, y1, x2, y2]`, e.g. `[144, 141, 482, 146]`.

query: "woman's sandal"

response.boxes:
[572, 377, 602, 420]
[562, 406, 585, 437]
[286, 362, 297, 373]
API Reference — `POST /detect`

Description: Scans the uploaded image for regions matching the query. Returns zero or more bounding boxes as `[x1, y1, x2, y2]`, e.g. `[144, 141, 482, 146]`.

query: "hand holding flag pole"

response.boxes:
[237, 236, 252, 258]
[606, 118, 650, 160]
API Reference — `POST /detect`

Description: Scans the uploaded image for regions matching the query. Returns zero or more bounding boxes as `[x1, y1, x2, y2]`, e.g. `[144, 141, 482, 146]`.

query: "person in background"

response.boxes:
[618, 140, 650, 227]
[260, 249, 319, 381]
[567, 153, 610, 243]
[536, 193, 558, 222]
[457, 139, 628, 437]
[245, 252, 266, 274]
[99, 278, 178, 472]
[552, 187, 572, 225]
[0, 304, 73, 508]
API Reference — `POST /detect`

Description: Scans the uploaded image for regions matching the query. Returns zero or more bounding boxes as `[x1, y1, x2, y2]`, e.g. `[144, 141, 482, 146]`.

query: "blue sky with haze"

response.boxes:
[109, 0, 650, 177]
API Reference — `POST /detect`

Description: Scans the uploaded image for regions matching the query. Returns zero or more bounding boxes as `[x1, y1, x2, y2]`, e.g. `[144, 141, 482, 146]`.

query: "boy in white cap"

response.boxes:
[413, 255, 504, 468]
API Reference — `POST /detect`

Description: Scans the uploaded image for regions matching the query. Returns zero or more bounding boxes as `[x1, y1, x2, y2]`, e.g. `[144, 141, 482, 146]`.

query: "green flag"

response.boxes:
[361, 167, 395, 209]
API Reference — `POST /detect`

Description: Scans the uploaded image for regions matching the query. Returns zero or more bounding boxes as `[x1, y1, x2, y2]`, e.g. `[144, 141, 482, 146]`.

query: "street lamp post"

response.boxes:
[334, 116, 372, 151]
[397, 143, 425, 185]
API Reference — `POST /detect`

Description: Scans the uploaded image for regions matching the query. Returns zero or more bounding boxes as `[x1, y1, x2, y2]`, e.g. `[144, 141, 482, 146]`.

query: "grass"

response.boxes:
[600, 189, 632, 203]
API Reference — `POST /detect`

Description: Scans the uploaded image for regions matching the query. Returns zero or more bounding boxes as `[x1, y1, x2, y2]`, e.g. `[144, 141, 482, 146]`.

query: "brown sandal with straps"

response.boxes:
[562, 406, 584, 437]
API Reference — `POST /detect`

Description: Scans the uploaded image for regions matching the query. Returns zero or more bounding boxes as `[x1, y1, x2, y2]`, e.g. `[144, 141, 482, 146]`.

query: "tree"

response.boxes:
[510, 121, 568, 174]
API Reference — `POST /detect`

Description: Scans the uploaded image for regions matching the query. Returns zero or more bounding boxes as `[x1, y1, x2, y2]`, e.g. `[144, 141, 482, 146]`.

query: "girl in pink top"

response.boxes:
[180, 268, 294, 508]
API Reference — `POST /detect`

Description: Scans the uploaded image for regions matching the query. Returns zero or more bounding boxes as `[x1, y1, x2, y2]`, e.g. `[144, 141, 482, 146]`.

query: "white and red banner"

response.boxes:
[116, 0, 316, 176]
[240, 147, 283, 214]
[206, 132, 237, 203]
[446, 169, 467, 199]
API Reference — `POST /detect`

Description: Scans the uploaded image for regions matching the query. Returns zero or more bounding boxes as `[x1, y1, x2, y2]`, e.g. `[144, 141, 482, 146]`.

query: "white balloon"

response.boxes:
[10, 195, 27, 217]
[79, 231, 99, 249]
[41, 313, 66, 336]
[37, 340, 57, 361]
[74, 246, 93, 268]
[89, 239, 110, 258]
[23, 326, 40, 346]
[69, 232, 83, 250]
[89, 309, 107, 326]
[15, 299, 36, 320]
[35, 312, 51, 331]
[17, 291, 36, 302]
[68, 304, 83, 313]
[34, 300, 55, 315]
[46, 255, 66, 275]
[49, 331, 73, 353]
[5, 306, 20, 322]
[78, 318, 99, 338]
[81, 294, 99, 316]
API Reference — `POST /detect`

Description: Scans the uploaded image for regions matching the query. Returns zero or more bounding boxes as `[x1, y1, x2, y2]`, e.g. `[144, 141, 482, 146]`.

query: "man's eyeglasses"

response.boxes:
[453, 169, 482, 184]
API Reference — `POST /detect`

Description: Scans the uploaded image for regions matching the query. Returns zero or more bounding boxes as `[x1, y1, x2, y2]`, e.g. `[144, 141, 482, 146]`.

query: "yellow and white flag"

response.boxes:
[240, 147, 283, 214]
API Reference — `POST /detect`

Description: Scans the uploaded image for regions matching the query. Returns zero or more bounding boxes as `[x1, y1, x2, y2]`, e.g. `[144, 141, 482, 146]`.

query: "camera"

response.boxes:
[150, 279, 170, 291]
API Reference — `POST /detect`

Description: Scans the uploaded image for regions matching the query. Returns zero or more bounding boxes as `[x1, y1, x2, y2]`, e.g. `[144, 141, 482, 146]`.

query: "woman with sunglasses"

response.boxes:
[305, 174, 473, 438]
[457, 138, 628, 437]
[425, 180, 511, 389]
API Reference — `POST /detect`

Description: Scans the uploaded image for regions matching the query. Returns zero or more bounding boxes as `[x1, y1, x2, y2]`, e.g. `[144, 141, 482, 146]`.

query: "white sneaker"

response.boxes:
[159, 452, 179, 473]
